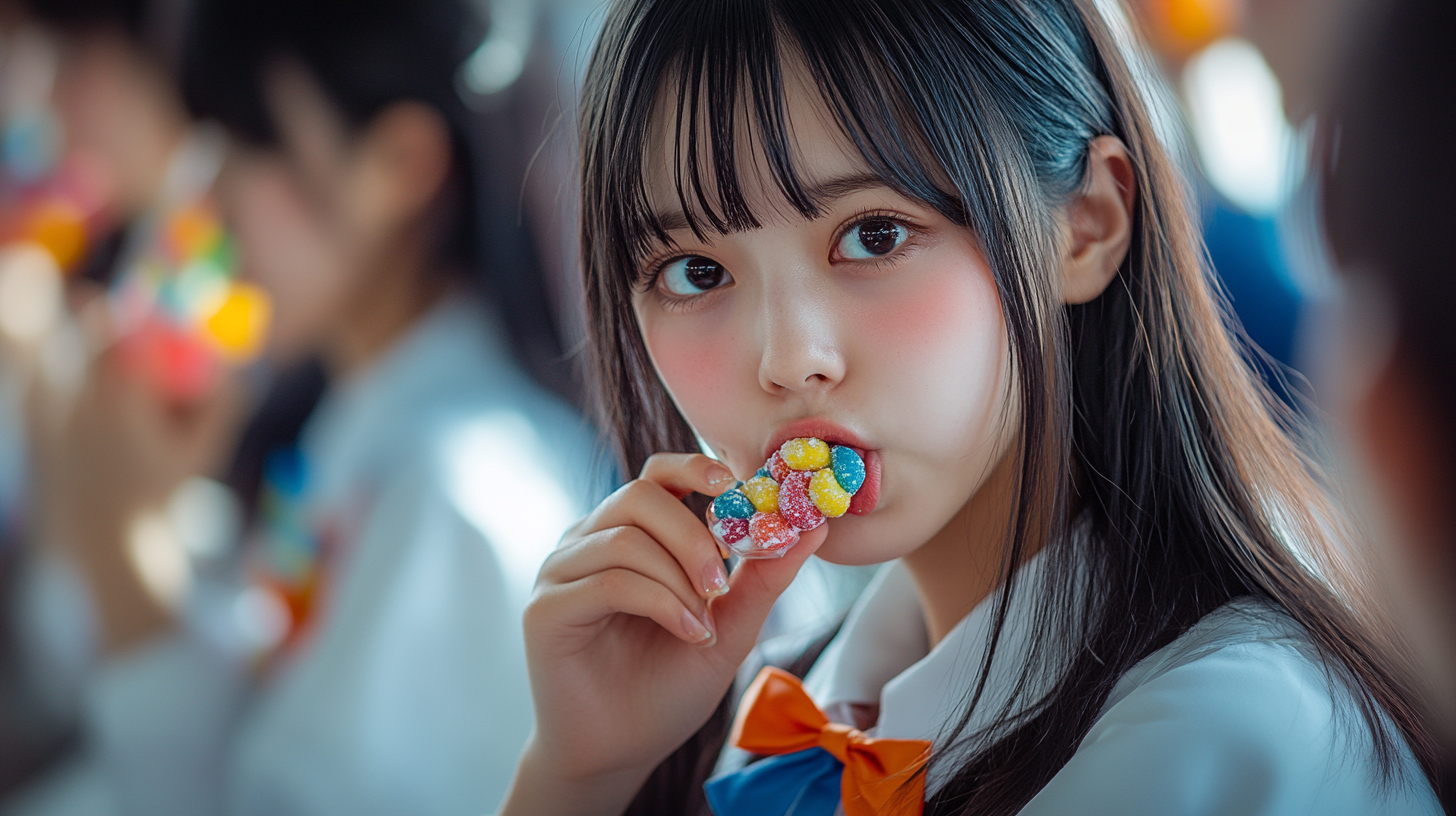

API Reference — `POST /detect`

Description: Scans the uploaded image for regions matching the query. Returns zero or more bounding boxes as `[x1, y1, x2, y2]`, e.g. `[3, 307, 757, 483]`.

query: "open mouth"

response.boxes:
[763, 419, 881, 515]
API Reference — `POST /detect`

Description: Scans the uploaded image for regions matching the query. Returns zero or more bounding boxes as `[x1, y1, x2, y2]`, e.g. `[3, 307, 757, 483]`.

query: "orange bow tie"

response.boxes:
[730, 666, 932, 816]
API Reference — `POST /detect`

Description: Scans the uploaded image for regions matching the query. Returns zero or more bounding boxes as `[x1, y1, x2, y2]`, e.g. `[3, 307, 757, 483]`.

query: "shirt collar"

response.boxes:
[300, 294, 518, 506]
[802, 551, 1060, 788]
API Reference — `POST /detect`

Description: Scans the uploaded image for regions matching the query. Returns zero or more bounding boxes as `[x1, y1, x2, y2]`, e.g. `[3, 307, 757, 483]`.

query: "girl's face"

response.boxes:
[217, 65, 383, 364]
[633, 88, 1017, 566]
[221, 145, 352, 363]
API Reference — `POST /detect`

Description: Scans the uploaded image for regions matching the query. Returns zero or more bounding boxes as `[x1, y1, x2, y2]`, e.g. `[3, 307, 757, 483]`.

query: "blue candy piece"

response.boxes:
[712, 489, 755, 520]
[830, 446, 865, 495]
[756, 467, 771, 479]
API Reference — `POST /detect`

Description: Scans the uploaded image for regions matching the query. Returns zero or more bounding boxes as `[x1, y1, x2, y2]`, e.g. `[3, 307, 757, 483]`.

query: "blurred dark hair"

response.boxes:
[1323, 0, 1456, 435]
[182, 0, 574, 399]
[579, 0, 1440, 813]
[20, 0, 147, 35]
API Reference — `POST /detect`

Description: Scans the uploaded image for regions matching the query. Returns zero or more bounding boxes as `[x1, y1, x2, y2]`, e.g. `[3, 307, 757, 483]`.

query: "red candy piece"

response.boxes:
[713, 515, 750, 545]
[748, 512, 798, 552]
[777, 470, 824, 531]
[767, 451, 792, 483]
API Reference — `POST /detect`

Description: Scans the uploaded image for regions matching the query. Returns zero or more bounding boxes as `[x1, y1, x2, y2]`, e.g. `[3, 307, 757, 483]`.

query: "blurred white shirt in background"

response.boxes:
[6, 295, 605, 816]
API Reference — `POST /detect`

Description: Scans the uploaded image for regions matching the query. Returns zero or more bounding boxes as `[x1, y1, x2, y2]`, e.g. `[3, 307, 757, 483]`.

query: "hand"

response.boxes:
[501, 453, 827, 816]
[26, 301, 245, 653]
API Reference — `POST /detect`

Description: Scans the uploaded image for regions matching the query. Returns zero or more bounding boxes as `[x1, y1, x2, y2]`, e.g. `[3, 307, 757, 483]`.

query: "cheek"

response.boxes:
[229, 172, 348, 359]
[852, 244, 1011, 483]
[861, 252, 1006, 416]
[639, 305, 751, 458]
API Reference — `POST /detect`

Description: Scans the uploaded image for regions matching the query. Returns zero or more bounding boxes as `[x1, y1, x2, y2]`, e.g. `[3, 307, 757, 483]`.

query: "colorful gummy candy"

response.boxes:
[111, 201, 271, 400]
[707, 437, 867, 559]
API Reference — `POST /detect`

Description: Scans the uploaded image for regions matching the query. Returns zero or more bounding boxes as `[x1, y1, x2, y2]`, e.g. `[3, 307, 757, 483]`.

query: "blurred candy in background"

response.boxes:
[106, 130, 270, 402]
[0, 28, 103, 347]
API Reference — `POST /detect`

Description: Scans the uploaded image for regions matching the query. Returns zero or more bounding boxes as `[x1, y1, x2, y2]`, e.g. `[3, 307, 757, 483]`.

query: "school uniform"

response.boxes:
[707, 555, 1442, 816]
[6, 296, 605, 816]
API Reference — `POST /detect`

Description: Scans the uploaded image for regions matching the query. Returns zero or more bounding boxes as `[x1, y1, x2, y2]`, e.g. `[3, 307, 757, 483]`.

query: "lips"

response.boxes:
[763, 419, 881, 515]
[846, 451, 880, 515]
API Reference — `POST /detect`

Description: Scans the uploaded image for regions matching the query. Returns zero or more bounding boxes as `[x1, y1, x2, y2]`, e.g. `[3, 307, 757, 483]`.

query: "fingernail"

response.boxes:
[706, 463, 735, 487]
[702, 560, 729, 598]
[681, 608, 713, 643]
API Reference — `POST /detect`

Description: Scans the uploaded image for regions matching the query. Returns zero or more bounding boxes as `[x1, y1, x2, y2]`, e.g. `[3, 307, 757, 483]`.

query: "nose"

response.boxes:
[756, 285, 846, 396]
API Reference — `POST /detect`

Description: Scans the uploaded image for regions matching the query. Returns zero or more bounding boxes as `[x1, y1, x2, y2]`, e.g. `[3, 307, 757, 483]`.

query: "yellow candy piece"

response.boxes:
[781, 437, 830, 471]
[809, 468, 851, 518]
[740, 475, 780, 514]
[203, 282, 271, 360]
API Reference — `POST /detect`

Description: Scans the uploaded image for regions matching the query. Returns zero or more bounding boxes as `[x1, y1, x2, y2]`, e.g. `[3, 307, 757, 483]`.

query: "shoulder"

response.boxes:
[324, 305, 610, 598]
[1020, 598, 1440, 816]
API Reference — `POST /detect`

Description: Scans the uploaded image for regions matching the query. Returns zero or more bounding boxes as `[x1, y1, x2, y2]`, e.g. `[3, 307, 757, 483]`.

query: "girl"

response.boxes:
[9, 0, 602, 814]
[498, 0, 1442, 814]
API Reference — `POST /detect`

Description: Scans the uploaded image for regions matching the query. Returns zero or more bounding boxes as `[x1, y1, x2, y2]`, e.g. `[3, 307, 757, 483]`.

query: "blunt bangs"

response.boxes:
[594, 0, 1002, 269]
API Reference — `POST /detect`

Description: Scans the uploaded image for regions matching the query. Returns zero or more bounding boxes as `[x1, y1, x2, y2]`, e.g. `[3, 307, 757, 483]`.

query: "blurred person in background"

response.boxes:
[0, 0, 254, 795]
[1, 0, 605, 814]
[1321, 0, 1456, 806]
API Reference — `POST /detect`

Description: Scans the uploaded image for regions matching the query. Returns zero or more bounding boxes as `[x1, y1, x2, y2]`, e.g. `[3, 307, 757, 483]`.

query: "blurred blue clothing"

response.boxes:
[5, 295, 605, 816]
[1201, 192, 1305, 383]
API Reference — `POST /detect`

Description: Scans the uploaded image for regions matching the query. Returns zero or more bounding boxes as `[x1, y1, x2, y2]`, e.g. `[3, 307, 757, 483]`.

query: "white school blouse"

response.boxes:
[790, 557, 1441, 815]
[7, 296, 605, 816]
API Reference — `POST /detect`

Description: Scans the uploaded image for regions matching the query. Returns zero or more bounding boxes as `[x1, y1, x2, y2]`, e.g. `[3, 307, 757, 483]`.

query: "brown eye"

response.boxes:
[838, 218, 907, 259]
[661, 255, 732, 295]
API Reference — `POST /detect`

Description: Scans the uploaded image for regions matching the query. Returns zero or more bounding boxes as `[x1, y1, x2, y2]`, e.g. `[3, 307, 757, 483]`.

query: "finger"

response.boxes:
[638, 452, 737, 499]
[540, 526, 707, 618]
[540, 567, 716, 646]
[709, 524, 829, 656]
[591, 479, 729, 598]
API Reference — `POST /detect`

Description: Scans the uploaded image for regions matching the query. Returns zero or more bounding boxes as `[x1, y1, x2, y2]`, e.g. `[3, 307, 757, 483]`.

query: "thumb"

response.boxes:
[708, 524, 828, 657]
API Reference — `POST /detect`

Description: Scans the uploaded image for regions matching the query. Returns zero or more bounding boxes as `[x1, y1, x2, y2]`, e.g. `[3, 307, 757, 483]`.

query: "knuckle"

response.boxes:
[522, 588, 557, 628]
[592, 568, 629, 597]
[640, 452, 672, 473]
[620, 478, 658, 502]
[537, 549, 568, 583]
[604, 525, 649, 551]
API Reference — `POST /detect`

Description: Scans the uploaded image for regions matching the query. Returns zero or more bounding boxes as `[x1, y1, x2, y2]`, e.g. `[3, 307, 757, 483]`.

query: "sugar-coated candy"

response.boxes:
[740, 475, 780, 514]
[748, 512, 799, 551]
[809, 468, 852, 517]
[830, 445, 866, 495]
[712, 489, 754, 520]
[711, 515, 750, 545]
[707, 437, 868, 559]
[780, 437, 831, 471]
[777, 470, 825, 530]
[767, 451, 792, 482]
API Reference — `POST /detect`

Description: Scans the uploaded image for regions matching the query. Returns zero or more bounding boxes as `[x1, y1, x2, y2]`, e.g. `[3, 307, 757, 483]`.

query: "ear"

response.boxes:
[1060, 135, 1137, 305]
[350, 102, 454, 235]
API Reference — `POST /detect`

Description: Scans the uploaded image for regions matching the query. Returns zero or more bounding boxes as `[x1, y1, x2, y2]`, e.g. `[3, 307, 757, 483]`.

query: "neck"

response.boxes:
[900, 445, 1031, 647]
[324, 242, 452, 378]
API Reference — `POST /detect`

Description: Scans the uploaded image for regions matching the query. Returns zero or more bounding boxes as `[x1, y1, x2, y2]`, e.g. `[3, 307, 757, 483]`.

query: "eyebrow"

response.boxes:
[651, 172, 887, 234]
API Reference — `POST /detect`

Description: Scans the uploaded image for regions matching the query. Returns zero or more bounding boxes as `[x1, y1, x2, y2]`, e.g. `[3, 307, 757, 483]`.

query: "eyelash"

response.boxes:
[637, 208, 925, 307]
[832, 209, 924, 267]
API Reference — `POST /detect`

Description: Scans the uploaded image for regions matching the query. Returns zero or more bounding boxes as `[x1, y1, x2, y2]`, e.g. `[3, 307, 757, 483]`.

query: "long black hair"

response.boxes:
[578, 0, 1440, 813]
[180, 0, 575, 400]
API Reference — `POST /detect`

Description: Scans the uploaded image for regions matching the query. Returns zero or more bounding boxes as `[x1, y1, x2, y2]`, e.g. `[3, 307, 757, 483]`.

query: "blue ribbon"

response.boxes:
[704, 747, 843, 816]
